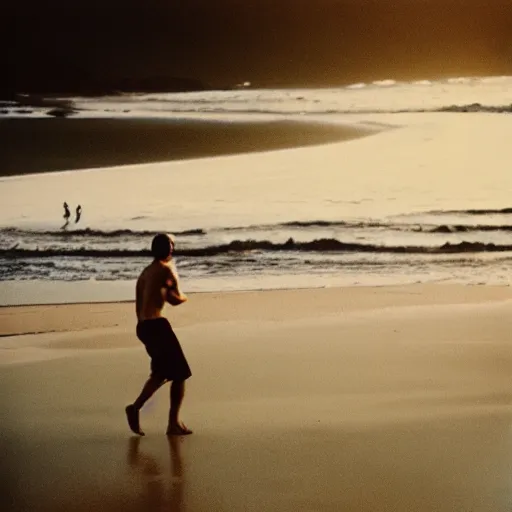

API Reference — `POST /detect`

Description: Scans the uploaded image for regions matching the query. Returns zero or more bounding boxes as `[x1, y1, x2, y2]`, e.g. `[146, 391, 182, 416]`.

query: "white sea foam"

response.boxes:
[372, 79, 397, 87]
[63, 75, 512, 118]
[346, 82, 367, 89]
[4, 76, 511, 119]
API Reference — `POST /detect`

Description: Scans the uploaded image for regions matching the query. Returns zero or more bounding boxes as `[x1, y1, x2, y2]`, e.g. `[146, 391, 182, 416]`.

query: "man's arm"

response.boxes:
[164, 264, 188, 306]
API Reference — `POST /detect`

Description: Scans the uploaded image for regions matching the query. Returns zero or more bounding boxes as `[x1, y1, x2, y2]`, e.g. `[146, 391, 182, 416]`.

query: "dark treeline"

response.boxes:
[5, 1, 512, 97]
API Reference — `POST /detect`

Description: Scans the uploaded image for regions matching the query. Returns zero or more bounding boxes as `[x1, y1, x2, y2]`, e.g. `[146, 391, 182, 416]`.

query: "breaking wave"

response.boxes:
[3, 238, 512, 259]
[1, 206, 511, 244]
[426, 207, 512, 215]
[4, 76, 512, 119]
[0, 227, 205, 238]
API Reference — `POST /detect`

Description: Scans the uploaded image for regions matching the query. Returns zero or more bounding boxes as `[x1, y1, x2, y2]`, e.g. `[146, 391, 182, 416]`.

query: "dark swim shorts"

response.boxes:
[136, 317, 192, 381]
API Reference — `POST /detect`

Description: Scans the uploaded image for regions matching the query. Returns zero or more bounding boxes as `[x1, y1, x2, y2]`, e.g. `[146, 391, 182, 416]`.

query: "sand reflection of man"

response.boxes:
[127, 436, 184, 511]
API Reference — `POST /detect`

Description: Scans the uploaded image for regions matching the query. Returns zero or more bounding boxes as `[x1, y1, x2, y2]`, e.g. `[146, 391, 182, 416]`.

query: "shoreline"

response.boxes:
[2, 282, 512, 338]
[1, 278, 511, 308]
[0, 117, 373, 177]
[2, 279, 512, 305]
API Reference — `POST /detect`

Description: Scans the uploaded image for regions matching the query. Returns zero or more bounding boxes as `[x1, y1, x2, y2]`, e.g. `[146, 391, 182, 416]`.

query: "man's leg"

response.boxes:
[166, 380, 193, 435]
[126, 375, 166, 436]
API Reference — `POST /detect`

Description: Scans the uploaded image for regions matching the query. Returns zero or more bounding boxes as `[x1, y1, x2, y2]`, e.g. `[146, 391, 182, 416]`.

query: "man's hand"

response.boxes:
[165, 286, 188, 306]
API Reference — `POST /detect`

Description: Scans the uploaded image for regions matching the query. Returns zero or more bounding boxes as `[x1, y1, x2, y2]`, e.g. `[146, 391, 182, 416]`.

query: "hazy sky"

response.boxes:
[6, 1, 512, 93]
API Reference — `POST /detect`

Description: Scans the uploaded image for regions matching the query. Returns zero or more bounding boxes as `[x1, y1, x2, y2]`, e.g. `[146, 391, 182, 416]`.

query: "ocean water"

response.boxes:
[1, 76, 512, 302]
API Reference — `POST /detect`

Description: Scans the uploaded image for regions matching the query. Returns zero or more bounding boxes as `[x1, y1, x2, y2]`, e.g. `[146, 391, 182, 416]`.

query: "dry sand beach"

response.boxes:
[2, 284, 512, 512]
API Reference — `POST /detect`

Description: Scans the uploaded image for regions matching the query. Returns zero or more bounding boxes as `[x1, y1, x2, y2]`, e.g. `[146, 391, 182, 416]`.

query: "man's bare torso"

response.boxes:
[136, 260, 183, 322]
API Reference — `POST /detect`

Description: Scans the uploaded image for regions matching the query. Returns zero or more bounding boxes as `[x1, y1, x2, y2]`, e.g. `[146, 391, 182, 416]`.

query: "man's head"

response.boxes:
[151, 233, 175, 262]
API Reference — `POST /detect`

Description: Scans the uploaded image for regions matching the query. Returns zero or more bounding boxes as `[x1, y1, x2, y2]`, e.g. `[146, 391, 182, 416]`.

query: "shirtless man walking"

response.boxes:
[125, 233, 192, 436]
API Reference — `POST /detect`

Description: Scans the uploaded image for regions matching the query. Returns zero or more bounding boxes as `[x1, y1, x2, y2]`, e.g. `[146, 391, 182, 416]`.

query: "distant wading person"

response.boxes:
[75, 205, 82, 224]
[62, 202, 70, 229]
[125, 233, 192, 436]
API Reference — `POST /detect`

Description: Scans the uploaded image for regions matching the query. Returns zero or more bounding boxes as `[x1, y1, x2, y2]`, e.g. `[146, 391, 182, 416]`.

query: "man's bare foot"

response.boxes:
[125, 405, 145, 436]
[166, 422, 193, 436]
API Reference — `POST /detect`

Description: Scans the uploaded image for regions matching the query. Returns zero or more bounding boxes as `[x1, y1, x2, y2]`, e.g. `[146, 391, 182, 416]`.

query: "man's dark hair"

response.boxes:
[151, 234, 173, 261]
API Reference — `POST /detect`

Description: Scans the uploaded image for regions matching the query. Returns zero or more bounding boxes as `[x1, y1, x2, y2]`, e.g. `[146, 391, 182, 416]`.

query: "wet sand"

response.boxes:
[2, 284, 512, 511]
[0, 117, 371, 177]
